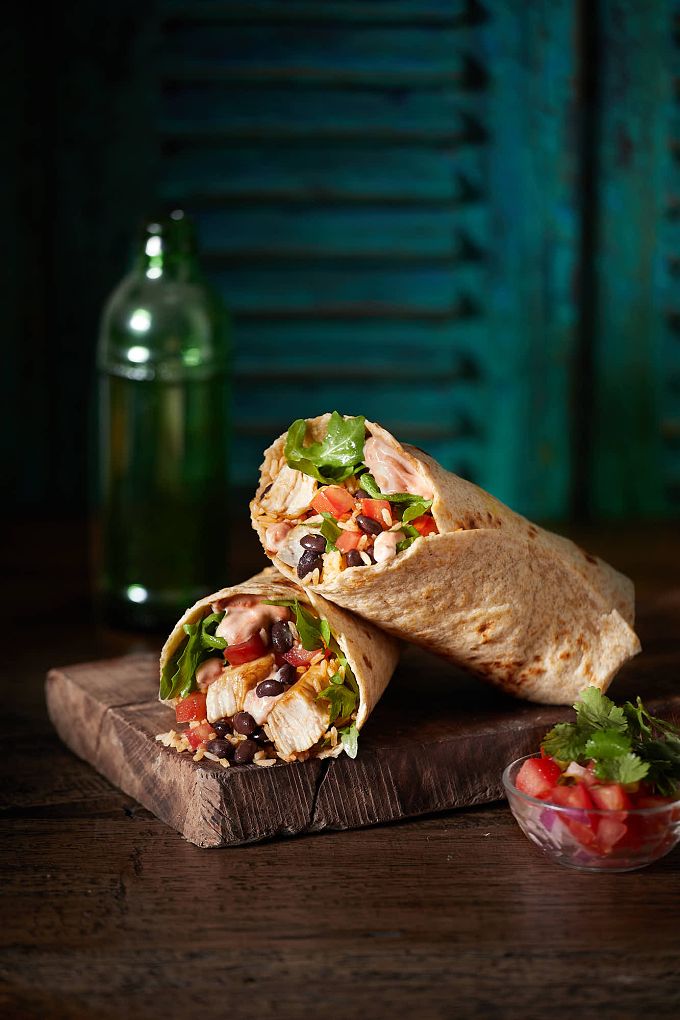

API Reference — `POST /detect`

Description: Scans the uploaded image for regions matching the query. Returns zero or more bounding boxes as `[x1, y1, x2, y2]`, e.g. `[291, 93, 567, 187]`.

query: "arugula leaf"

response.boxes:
[359, 472, 430, 507]
[593, 752, 649, 785]
[402, 500, 433, 524]
[284, 412, 365, 483]
[541, 722, 589, 763]
[339, 723, 359, 759]
[263, 598, 330, 650]
[574, 687, 627, 733]
[396, 524, 420, 553]
[159, 611, 226, 701]
[584, 729, 631, 760]
[319, 512, 341, 552]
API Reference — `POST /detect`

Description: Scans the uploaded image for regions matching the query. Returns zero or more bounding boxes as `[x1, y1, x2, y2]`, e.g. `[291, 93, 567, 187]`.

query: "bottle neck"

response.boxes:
[133, 215, 203, 282]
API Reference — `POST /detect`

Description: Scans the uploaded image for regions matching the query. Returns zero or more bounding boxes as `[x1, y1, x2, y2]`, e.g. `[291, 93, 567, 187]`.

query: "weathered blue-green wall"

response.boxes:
[3, 1, 679, 520]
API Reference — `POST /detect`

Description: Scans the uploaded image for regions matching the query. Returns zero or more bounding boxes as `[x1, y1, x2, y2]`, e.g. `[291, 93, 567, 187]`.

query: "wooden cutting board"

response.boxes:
[45, 645, 680, 848]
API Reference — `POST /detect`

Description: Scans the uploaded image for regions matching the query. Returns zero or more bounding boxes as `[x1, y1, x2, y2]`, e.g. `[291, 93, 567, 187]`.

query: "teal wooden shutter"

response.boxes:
[590, 0, 679, 517]
[157, 0, 581, 519]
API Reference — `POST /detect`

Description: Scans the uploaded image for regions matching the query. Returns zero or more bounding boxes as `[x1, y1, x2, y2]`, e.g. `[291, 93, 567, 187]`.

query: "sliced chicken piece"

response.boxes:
[264, 661, 332, 757]
[364, 436, 434, 500]
[265, 521, 292, 553]
[214, 599, 290, 646]
[243, 683, 285, 726]
[275, 524, 316, 569]
[195, 656, 226, 691]
[260, 464, 318, 518]
[206, 653, 275, 723]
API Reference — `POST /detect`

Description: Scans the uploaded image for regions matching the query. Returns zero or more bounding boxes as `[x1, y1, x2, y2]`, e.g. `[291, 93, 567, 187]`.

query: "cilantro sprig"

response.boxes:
[160, 611, 226, 701]
[541, 687, 680, 794]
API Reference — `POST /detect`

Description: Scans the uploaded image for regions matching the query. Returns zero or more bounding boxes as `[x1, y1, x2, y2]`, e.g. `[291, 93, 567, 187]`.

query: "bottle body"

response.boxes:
[95, 216, 229, 629]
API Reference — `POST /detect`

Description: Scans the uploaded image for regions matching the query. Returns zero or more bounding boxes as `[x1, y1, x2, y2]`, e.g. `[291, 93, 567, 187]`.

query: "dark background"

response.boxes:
[3, 0, 679, 523]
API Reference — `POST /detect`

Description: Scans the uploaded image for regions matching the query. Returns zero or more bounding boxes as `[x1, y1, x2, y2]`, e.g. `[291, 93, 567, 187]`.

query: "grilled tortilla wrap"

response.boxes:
[159, 568, 399, 760]
[251, 414, 640, 705]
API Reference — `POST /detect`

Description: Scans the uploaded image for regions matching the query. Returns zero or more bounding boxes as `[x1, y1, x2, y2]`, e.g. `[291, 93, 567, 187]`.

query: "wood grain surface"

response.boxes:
[3, 519, 680, 1020]
[46, 648, 680, 848]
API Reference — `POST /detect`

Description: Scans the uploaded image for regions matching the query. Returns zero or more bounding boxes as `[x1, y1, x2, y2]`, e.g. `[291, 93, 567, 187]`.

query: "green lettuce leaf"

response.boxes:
[319, 512, 341, 551]
[358, 472, 431, 507]
[159, 611, 226, 701]
[284, 412, 365, 483]
[402, 500, 433, 524]
[339, 723, 359, 759]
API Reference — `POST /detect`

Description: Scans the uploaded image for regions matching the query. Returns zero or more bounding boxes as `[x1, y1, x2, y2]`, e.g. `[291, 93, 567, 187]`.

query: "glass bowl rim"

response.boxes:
[502, 753, 680, 815]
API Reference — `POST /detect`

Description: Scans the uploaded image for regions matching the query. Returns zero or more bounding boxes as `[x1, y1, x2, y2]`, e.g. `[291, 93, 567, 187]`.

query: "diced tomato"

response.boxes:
[550, 783, 595, 811]
[409, 514, 438, 537]
[310, 485, 355, 516]
[515, 757, 562, 799]
[596, 816, 628, 854]
[359, 498, 392, 525]
[224, 633, 267, 666]
[335, 530, 362, 553]
[186, 722, 215, 749]
[633, 794, 675, 809]
[175, 691, 207, 723]
[589, 784, 631, 813]
[549, 783, 597, 847]
[283, 645, 318, 667]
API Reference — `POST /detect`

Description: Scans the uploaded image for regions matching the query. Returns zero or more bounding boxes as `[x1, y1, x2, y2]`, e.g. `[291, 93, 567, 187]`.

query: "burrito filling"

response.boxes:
[254, 412, 439, 582]
[157, 593, 360, 763]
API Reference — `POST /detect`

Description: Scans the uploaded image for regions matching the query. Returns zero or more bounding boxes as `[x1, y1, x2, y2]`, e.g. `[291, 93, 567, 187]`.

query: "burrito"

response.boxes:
[250, 412, 641, 705]
[157, 568, 399, 764]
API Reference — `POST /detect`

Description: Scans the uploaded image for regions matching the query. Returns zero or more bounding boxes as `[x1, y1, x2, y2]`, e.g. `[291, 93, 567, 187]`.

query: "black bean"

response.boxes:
[355, 488, 369, 499]
[297, 549, 322, 579]
[257, 678, 285, 698]
[300, 532, 326, 553]
[276, 663, 297, 687]
[356, 514, 383, 536]
[212, 720, 232, 737]
[271, 620, 293, 653]
[233, 739, 258, 765]
[232, 711, 257, 736]
[345, 549, 364, 568]
[206, 738, 233, 759]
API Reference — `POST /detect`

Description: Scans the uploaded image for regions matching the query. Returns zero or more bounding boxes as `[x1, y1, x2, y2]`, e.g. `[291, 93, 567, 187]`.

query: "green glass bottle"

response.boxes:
[95, 210, 230, 629]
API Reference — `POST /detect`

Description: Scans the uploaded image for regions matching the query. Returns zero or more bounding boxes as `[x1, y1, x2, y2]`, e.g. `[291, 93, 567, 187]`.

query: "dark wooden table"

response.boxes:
[2, 518, 680, 1020]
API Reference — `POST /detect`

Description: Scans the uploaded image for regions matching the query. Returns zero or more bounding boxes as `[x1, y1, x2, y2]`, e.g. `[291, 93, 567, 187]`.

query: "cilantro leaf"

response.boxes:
[584, 729, 632, 760]
[159, 611, 226, 701]
[318, 683, 357, 724]
[339, 723, 359, 759]
[574, 687, 627, 733]
[593, 752, 649, 785]
[541, 722, 589, 763]
[359, 472, 430, 506]
[263, 598, 330, 650]
[284, 412, 365, 483]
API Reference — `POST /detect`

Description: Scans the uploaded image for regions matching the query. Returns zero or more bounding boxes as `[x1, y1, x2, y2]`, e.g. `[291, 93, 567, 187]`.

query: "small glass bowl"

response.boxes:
[503, 754, 680, 872]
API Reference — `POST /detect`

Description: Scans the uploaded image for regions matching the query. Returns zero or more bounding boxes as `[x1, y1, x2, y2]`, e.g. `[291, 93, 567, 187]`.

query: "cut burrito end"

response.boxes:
[157, 569, 399, 764]
[250, 413, 640, 706]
